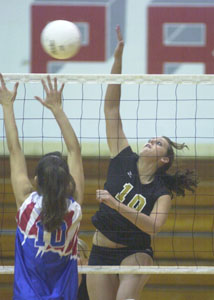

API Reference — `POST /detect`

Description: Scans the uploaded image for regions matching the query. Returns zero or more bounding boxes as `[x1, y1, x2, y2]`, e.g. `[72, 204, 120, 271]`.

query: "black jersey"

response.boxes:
[92, 146, 171, 249]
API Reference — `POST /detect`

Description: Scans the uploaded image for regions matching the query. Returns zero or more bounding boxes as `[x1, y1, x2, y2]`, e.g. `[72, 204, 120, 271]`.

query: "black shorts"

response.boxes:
[77, 274, 89, 300]
[88, 244, 153, 266]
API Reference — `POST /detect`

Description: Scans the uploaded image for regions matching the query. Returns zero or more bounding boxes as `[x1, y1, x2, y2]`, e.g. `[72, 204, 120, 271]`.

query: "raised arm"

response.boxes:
[35, 76, 84, 205]
[0, 74, 33, 209]
[105, 25, 129, 157]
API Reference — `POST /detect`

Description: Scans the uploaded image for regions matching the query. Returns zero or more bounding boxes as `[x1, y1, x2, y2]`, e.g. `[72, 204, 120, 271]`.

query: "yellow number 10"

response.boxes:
[115, 183, 146, 212]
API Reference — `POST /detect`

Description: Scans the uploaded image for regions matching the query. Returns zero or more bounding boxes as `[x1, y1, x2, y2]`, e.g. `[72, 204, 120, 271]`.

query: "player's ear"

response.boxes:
[34, 176, 38, 187]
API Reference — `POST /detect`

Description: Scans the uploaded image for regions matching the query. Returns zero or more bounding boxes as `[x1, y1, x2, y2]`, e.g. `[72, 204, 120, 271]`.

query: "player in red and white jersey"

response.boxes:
[0, 74, 84, 300]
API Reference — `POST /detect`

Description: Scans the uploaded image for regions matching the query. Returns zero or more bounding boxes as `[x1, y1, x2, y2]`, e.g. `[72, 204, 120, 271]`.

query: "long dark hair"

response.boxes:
[156, 137, 198, 196]
[35, 152, 75, 232]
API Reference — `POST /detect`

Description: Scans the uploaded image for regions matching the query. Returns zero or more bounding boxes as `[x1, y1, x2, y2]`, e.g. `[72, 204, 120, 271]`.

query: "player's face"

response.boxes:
[140, 137, 169, 161]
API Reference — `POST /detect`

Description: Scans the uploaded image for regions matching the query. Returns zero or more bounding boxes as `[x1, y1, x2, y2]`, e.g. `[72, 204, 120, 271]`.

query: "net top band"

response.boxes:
[3, 73, 214, 84]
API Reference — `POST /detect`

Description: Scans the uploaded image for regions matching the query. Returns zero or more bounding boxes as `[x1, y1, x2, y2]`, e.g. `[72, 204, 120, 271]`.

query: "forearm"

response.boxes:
[3, 104, 22, 154]
[52, 107, 80, 154]
[111, 56, 122, 74]
[116, 202, 158, 235]
[105, 58, 122, 113]
[0, 77, 32, 208]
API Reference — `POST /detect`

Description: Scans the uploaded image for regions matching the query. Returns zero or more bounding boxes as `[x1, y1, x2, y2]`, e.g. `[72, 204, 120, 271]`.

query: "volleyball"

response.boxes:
[40, 20, 81, 60]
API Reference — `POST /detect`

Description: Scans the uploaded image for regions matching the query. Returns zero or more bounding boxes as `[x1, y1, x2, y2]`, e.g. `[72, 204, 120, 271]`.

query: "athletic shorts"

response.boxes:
[88, 244, 153, 266]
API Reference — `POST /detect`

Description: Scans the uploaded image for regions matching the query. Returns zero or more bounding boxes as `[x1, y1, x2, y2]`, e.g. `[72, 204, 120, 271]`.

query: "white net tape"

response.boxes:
[2, 266, 214, 275]
[2, 73, 214, 84]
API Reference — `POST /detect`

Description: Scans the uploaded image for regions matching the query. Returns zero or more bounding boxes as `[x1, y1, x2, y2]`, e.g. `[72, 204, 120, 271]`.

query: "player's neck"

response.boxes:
[137, 159, 156, 184]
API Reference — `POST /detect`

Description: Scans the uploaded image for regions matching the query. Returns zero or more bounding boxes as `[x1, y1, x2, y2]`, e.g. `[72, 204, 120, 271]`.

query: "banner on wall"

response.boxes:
[31, 0, 126, 73]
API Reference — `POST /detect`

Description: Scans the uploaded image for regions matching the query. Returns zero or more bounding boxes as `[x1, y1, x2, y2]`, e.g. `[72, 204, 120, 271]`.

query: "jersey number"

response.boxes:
[36, 221, 66, 247]
[115, 183, 146, 212]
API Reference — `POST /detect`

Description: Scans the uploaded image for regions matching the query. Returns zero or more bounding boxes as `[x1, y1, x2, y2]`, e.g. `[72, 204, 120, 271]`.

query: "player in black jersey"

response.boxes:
[87, 26, 197, 300]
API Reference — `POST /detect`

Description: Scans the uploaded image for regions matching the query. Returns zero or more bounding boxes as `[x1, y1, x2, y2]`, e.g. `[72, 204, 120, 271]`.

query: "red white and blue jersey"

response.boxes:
[13, 191, 82, 300]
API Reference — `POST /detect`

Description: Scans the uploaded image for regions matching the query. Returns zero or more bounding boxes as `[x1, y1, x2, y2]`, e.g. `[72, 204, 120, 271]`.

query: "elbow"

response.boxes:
[147, 229, 158, 237]
[147, 224, 162, 237]
[68, 143, 81, 155]
[104, 105, 112, 115]
[104, 106, 120, 119]
[8, 143, 22, 155]
[76, 143, 82, 154]
[149, 229, 160, 237]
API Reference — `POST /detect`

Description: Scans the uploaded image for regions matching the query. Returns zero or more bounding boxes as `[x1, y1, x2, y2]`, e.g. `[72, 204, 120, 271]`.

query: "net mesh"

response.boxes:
[1, 73, 214, 274]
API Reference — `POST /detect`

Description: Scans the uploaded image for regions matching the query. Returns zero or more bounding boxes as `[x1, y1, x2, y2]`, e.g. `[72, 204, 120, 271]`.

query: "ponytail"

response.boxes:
[157, 137, 198, 196]
[36, 152, 75, 232]
[161, 170, 198, 197]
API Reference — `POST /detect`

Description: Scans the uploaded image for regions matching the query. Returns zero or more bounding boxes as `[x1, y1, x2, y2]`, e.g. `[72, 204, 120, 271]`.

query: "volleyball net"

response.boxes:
[1, 73, 214, 275]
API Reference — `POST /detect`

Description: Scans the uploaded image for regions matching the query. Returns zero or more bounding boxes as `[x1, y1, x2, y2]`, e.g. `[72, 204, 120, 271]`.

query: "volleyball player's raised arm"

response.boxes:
[0, 74, 33, 209]
[35, 76, 84, 205]
[104, 26, 129, 157]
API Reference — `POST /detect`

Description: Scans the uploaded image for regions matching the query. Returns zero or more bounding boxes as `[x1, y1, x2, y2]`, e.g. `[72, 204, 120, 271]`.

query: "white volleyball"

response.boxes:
[41, 20, 81, 59]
